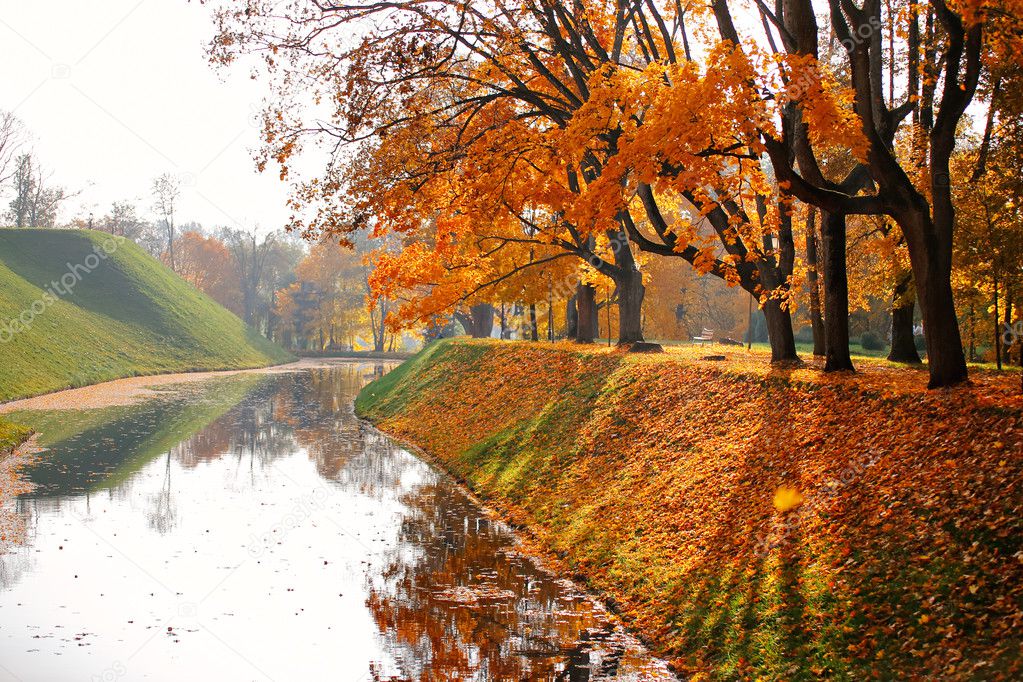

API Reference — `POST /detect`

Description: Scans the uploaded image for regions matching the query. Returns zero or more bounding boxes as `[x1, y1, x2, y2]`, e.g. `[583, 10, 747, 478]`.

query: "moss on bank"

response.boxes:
[358, 339, 1023, 681]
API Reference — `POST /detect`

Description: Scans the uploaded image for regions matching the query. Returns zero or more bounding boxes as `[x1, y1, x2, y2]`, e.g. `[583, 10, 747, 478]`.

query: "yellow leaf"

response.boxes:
[773, 485, 804, 513]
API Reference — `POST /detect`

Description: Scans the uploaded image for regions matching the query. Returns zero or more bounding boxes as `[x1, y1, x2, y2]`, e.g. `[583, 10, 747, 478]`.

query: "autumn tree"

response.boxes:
[642, 253, 750, 342]
[208, 0, 1022, 380]
[952, 140, 1023, 367]
[845, 213, 923, 363]
[208, 0, 799, 354]
[358, 231, 399, 352]
[174, 230, 244, 313]
[739, 0, 1023, 385]
[278, 238, 371, 350]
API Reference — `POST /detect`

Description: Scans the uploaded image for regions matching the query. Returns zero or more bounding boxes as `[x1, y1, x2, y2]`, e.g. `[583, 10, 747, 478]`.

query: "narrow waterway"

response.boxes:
[0, 362, 674, 681]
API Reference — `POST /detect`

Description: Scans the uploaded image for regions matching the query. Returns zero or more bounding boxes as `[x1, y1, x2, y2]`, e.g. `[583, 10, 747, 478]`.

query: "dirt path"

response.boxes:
[0, 359, 370, 413]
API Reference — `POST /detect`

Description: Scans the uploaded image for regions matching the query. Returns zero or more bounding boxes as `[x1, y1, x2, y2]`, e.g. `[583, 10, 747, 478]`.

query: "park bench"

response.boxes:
[692, 328, 714, 345]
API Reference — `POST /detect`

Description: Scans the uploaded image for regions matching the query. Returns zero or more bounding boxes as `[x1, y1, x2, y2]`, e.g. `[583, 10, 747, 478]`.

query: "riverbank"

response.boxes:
[294, 349, 414, 360]
[0, 360, 676, 679]
[0, 358, 346, 414]
[0, 421, 31, 455]
[357, 339, 1023, 681]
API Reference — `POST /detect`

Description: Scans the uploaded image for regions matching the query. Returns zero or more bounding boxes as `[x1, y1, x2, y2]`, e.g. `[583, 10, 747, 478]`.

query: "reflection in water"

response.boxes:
[0, 363, 674, 680]
[8, 374, 271, 498]
[365, 462, 664, 681]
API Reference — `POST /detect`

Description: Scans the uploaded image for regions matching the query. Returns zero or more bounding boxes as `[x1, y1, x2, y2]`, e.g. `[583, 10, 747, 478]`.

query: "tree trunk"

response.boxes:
[762, 297, 798, 363]
[993, 277, 1002, 370]
[499, 303, 509, 339]
[528, 304, 539, 341]
[566, 293, 578, 339]
[889, 301, 921, 364]
[896, 204, 969, 387]
[821, 211, 855, 372]
[915, 270, 968, 386]
[615, 269, 645, 344]
[805, 208, 826, 356]
[377, 301, 389, 352]
[373, 309, 386, 352]
[1002, 293, 1012, 366]
[576, 283, 597, 344]
[968, 302, 977, 362]
[470, 303, 494, 338]
[888, 272, 922, 363]
[456, 304, 495, 338]
[167, 226, 176, 272]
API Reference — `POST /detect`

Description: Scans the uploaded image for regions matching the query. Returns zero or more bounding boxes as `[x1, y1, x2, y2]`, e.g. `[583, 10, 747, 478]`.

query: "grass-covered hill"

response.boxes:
[0, 228, 290, 402]
[358, 339, 1023, 681]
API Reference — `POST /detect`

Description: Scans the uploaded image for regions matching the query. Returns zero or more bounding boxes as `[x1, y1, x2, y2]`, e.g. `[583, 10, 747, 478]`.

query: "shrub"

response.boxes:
[860, 330, 885, 351]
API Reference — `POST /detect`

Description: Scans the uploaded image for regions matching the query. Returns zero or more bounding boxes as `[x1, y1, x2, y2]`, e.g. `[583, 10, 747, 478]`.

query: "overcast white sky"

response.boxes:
[0, 0, 291, 234]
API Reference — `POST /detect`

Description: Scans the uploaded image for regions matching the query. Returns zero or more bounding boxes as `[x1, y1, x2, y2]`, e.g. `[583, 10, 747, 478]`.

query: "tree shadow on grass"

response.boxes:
[668, 376, 818, 678]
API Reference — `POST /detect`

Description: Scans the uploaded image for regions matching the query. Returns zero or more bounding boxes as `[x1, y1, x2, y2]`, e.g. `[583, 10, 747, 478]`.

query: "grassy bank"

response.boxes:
[0, 229, 291, 402]
[0, 420, 31, 454]
[358, 339, 1023, 681]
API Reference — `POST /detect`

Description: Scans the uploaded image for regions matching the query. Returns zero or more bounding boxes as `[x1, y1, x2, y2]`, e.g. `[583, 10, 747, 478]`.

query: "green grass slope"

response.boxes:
[0, 229, 290, 401]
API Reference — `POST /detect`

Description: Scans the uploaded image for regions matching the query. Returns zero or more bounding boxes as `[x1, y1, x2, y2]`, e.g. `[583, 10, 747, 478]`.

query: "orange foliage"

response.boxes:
[174, 231, 243, 315]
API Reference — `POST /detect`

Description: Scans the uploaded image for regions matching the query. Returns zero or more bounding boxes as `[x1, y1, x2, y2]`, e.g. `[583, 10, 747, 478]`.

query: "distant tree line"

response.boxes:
[0, 114, 401, 349]
[0, 109, 399, 351]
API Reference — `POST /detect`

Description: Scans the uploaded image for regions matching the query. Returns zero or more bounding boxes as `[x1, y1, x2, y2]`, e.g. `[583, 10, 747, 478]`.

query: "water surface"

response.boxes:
[0, 363, 674, 681]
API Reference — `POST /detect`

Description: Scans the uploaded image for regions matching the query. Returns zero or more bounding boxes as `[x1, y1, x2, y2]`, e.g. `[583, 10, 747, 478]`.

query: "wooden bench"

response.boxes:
[692, 328, 714, 345]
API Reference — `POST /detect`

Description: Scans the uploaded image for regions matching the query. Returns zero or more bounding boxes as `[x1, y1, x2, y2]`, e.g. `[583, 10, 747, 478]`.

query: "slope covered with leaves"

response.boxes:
[358, 339, 1023, 680]
[0, 229, 290, 401]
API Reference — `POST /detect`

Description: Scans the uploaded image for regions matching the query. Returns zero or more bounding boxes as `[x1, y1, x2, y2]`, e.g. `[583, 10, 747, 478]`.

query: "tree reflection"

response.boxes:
[364, 467, 615, 680]
[147, 451, 177, 533]
[282, 363, 393, 480]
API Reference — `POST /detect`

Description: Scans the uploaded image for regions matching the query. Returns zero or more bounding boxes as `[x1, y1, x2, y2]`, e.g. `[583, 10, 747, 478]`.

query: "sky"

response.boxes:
[0, 0, 291, 235]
